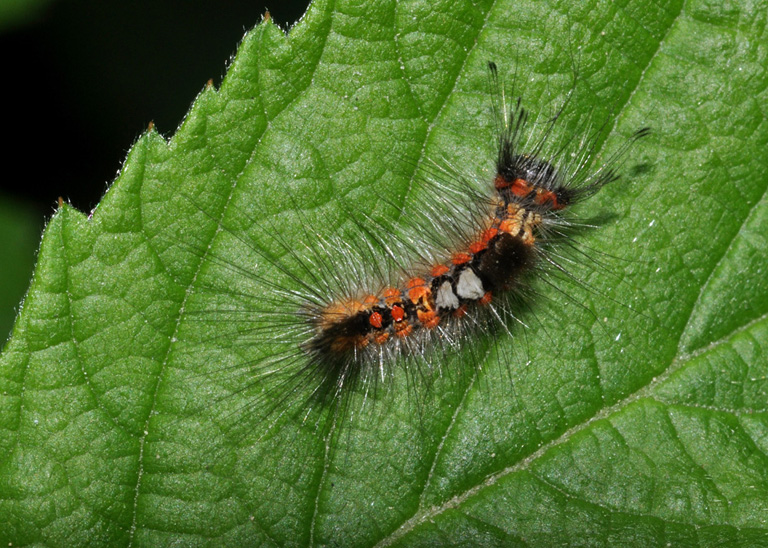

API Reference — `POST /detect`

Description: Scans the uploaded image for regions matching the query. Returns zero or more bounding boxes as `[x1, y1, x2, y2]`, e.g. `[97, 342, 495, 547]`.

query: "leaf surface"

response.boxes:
[2, 0, 768, 546]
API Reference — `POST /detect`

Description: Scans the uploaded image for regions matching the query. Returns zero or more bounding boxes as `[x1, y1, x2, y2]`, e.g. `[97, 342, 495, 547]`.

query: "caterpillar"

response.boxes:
[182, 61, 649, 438]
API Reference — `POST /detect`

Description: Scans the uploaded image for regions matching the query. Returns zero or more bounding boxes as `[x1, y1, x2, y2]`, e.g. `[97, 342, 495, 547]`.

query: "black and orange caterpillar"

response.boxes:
[186, 62, 649, 428]
[305, 64, 649, 384]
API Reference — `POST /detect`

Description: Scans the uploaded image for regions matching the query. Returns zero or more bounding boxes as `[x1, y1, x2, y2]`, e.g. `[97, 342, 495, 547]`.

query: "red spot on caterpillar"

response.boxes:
[468, 240, 487, 254]
[452, 252, 472, 265]
[534, 189, 564, 210]
[431, 264, 450, 277]
[382, 287, 401, 306]
[481, 228, 498, 244]
[369, 311, 383, 329]
[479, 291, 493, 305]
[406, 278, 430, 303]
[394, 321, 412, 338]
[498, 218, 516, 234]
[391, 305, 405, 322]
[417, 309, 439, 329]
[510, 179, 530, 197]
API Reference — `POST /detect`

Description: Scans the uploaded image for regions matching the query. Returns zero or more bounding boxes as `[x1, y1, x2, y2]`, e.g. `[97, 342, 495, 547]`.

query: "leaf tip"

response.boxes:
[262, 9, 271, 23]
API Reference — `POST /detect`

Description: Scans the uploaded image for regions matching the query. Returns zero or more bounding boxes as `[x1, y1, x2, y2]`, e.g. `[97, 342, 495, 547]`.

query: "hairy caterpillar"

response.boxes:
[180, 62, 649, 439]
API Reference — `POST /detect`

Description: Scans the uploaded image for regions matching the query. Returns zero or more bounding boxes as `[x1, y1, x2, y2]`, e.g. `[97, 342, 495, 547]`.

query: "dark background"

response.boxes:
[0, 1, 310, 338]
[2, 0, 311, 211]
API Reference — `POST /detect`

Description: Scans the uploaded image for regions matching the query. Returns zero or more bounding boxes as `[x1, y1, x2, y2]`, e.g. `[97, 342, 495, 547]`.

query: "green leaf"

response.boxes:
[2, 0, 768, 546]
